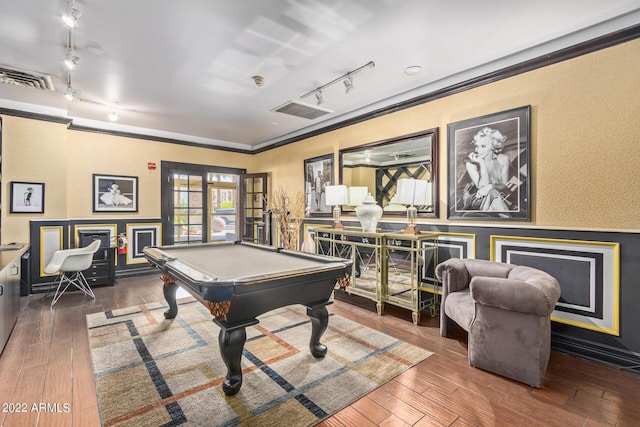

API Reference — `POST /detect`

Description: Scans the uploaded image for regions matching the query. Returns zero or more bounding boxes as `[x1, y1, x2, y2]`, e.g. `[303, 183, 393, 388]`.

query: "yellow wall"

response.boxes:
[2, 38, 639, 244]
[254, 38, 640, 231]
[65, 131, 250, 218]
[0, 117, 253, 243]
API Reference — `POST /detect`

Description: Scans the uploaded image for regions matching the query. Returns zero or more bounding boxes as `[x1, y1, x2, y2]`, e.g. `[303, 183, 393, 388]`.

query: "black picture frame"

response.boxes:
[10, 181, 45, 213]
[447, 105, 530, 220]
[303, 154, 334, 217]
[93, 174, 138, 212]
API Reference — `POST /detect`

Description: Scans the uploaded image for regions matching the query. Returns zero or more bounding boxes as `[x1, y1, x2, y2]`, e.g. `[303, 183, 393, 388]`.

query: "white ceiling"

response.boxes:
[0, 0, 638, 151]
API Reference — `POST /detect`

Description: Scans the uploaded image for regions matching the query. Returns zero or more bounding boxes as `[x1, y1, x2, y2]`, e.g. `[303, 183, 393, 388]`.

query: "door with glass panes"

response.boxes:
[239, 173, 269, 245]
[161, 162, 246, 246]
[170, 173, 205, 244]
[208, 172, 238, 242]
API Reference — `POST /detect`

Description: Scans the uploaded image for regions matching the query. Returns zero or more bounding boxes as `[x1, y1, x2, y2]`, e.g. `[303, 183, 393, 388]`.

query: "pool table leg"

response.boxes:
[307, 304, 330, 358]
[162, 279, 179, 319]
[218, 327, 247, 396]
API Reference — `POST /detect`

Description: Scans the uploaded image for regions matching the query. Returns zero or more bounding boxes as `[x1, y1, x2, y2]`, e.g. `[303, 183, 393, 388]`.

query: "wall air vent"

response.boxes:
[271, 100, 333, 119]
[0, 65, 55, 91]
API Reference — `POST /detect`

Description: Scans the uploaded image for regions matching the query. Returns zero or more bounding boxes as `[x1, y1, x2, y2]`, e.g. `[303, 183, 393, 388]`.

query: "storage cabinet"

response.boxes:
[83, 246, 116, 287]
[315, 228, 438, 324]
[0, 246, 28, 354]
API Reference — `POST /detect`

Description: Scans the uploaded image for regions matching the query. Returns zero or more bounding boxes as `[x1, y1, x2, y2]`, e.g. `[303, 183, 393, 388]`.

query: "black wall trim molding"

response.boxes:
[0, 107, 71, 125]
[3, 24, 639, 154]
[67, 123, 253, 154]
[257, 24, 640, 153]
[552, 333, 640, 375]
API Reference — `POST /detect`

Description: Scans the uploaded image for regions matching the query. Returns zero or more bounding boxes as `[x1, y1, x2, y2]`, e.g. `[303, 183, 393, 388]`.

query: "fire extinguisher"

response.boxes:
[117, 233, 128, 255]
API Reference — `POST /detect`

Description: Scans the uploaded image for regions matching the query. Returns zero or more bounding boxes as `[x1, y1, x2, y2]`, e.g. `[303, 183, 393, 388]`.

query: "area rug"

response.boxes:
[87, 298, 433, 427]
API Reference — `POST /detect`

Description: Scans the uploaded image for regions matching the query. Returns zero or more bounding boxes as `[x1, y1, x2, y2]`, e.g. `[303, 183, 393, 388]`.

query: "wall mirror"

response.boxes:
[339, 128, 438, 218]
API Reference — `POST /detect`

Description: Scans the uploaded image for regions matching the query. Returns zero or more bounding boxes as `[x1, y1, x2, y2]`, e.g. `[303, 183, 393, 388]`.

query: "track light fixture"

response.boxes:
[64, 74, 80, 101]
[64, 50, 80, 70]
[62, 0, 81, 28]
[343, 75, 354, 94]
[300, 60, 374, 104]
[64, 84, 79, 101]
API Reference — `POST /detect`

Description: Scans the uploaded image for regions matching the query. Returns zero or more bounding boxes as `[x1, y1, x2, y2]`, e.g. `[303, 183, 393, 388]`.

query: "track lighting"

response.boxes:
[62, 8, 80, 28]
[343, 75, 354, 94]
[300, 61, 374, 105]
[64, 84, 80, 101]
[62, 1, 81, 28]
[64, 51, 80, 70]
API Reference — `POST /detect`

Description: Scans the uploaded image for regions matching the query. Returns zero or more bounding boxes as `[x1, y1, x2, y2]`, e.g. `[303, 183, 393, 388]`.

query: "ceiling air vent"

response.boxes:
[0, 65, 55, 91]
[271, 100, 333, 119]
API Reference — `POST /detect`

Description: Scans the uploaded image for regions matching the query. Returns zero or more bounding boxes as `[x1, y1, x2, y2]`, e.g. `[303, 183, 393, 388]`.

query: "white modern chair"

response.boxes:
[45, 239, 102, 308]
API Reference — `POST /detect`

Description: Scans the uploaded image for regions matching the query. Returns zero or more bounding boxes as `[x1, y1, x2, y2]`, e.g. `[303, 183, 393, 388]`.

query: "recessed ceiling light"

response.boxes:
[404, 65, 422, 76]
[86, 43, 104, 55]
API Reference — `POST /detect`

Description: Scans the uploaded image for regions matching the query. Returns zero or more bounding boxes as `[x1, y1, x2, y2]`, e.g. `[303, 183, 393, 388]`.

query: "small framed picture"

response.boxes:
[10, 181, 45, 213]
[93, 174, 138, 212]
[304, 154, 334, 217]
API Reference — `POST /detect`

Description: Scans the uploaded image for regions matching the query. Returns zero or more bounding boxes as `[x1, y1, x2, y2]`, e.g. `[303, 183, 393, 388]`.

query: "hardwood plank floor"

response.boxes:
[0, 274, 638, 426]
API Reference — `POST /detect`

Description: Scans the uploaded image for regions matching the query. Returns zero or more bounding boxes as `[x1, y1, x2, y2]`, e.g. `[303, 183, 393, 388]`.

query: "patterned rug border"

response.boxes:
[87, 298, 433, 426]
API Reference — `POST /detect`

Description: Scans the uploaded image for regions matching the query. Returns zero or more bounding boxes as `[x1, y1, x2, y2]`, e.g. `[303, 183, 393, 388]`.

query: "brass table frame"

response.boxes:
[315, 227, 438, 324]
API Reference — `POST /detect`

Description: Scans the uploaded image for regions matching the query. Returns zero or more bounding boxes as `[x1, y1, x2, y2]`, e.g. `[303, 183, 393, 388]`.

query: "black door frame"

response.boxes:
[160, 161, 246, 245]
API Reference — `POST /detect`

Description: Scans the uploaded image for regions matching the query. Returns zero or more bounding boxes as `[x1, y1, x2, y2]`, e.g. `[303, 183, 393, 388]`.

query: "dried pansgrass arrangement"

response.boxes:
[265, 186, 305, 250]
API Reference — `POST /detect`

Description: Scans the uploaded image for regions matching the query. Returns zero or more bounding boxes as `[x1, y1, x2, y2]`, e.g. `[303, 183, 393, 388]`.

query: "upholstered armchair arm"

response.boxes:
[470, 276, 560, 316]
[435, 258, 471, 294]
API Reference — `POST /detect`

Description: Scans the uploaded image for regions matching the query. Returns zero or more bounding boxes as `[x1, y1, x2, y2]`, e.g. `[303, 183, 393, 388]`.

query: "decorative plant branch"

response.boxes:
[265, 186, 305, 250]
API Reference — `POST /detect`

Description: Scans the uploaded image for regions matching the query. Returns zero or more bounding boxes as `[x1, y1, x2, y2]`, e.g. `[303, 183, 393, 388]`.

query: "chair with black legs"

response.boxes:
[45, 239, 101, 308]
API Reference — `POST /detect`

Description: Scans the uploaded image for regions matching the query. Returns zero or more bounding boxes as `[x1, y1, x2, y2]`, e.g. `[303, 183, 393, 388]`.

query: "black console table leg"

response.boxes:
[219, 327, 247, 396]
[307, 304, 329, 358]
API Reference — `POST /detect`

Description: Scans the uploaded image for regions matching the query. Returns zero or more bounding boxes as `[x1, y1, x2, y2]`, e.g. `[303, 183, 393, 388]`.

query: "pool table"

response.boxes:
[143, 241, 352, 395]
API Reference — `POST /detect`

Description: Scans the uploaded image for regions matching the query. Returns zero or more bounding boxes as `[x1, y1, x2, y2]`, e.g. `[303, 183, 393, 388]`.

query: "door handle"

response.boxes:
[0, 284, 4, 296]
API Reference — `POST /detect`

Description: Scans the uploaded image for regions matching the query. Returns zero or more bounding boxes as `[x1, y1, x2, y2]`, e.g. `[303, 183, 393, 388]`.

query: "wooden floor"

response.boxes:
[1, 275, 639, 427]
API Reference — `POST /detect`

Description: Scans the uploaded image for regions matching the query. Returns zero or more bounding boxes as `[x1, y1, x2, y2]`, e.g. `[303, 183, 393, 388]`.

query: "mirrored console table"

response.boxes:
[315, 227, 438, 324]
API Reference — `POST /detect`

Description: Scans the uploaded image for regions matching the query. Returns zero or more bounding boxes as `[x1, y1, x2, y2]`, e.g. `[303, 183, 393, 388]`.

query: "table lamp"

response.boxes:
[347, 186, 368, 207]
[324, 185, 348, 229]
[396, 178, 428, 234]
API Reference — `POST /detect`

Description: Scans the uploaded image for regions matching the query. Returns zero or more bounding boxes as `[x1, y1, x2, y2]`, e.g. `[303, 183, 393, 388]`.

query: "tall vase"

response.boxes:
[355, 193, 383, 233]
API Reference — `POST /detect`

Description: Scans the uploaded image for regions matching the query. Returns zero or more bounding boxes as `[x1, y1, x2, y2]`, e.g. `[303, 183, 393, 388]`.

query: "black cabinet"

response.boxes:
[83, 247, 116, 287]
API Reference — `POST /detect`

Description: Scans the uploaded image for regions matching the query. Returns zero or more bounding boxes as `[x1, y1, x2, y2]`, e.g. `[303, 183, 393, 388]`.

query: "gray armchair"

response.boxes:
[435, 258, 561, 387]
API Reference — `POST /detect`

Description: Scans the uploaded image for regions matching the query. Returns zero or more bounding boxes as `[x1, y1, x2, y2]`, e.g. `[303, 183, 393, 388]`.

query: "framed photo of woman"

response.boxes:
[303, 154, 334, 217]
[10, 181, 45, 213]
[93, 174, 138, 212]
[447, 106, 530, 220]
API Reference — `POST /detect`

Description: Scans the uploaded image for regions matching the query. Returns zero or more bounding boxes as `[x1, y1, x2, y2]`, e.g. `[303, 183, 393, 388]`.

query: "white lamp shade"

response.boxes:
[324, 185, 348, 206]
[413, 180, 428, 205]
[347, 186, 368, 205]
[396, 178, 428, 205]
[423, 182, 432, 206]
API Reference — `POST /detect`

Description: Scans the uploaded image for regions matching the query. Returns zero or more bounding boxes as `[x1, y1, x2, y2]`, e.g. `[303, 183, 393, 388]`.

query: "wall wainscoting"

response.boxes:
[301, 218, 640, 373]
[29, 218, 161, 292]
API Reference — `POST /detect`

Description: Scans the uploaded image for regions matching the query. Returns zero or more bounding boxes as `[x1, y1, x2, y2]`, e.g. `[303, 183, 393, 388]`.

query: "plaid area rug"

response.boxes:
[87, 298, 433, 427]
